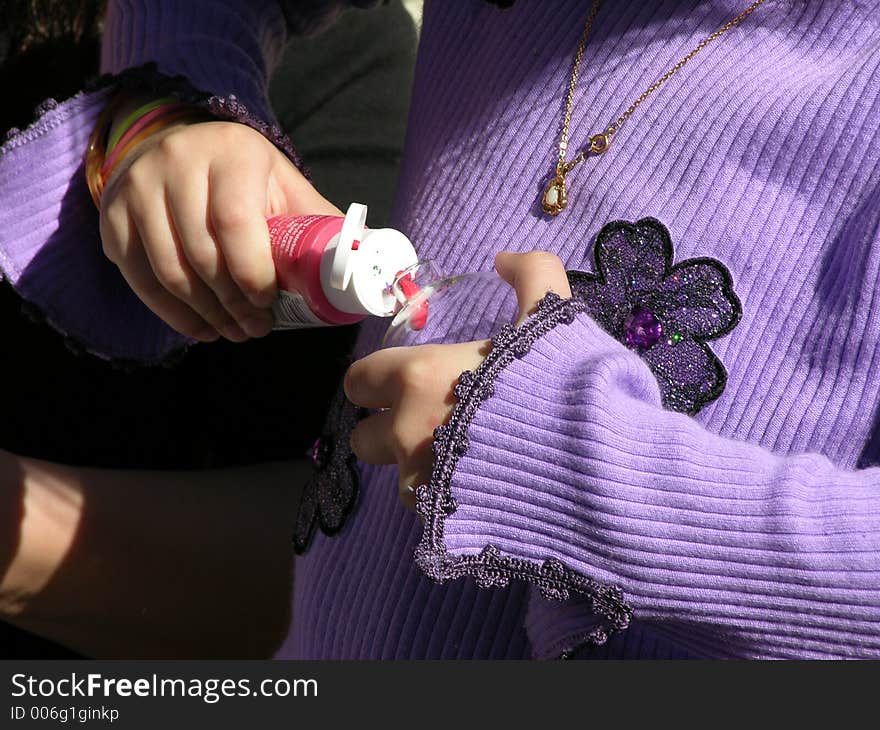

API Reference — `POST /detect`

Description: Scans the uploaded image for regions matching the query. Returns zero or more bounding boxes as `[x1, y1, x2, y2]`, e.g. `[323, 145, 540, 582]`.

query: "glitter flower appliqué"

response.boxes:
[292, 381, 366, 554]
[567, 217, 741, 415]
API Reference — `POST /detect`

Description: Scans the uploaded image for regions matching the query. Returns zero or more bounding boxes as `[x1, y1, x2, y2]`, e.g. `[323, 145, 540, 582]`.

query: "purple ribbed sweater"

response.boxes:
[2, 0, 879, 659]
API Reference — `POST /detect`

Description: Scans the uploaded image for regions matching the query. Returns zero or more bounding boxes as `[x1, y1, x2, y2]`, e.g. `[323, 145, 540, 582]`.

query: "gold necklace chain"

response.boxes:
[542, 0, 769, 216]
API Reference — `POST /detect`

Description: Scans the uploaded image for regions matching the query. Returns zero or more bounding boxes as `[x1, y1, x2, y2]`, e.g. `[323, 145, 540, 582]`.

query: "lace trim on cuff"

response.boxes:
[413, 292, 633, 651]
[2, 61, 306, 175]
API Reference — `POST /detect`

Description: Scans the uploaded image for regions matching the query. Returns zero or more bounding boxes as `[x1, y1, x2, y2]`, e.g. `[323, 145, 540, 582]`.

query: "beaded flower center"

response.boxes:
[623, 306, 663, 351]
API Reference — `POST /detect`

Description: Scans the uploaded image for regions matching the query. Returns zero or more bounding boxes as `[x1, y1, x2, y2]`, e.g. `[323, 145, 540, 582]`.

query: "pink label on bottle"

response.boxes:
[266, 214, 364, 328]
[268, 214, 326, 262]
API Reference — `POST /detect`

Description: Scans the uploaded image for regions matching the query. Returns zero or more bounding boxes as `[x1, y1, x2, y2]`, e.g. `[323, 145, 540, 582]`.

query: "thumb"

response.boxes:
[268, 154, 342, 217]
[495, 251, 572, 325]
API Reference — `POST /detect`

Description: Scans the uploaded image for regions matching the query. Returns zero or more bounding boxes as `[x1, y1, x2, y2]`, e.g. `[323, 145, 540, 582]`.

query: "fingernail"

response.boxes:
[241, 315, 272, 338]
[222, 323, 248, 341]
[250, 291, 276, 309]
[194, 326, 220, 342]
[400, 487, 417, 512]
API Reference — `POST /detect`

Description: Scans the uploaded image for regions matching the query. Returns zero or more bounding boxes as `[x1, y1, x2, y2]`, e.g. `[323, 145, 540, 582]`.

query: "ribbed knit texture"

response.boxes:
[101, 0, 289, 122]
[286, 0, 880, 659]
[2, 0, 878, 658]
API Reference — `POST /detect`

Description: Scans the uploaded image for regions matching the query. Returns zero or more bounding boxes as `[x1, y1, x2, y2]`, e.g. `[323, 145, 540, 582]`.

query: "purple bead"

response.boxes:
[308, 437, 333, 469]
[624, 307, 663, 351]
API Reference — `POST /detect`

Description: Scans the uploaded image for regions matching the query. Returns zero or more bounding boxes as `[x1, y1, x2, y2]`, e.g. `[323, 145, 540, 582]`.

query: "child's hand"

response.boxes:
[99, 120, 341, 342]
[345, 251, 572, 509]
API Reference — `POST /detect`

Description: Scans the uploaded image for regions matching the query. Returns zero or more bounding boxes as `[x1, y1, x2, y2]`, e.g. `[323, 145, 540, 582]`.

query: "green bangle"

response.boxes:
[106, 96, 179, 154]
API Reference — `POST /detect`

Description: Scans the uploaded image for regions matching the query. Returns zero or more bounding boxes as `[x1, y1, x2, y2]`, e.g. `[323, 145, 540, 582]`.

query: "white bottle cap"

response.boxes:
[322, 203, 419, 317]
[329, 203, 368, 291]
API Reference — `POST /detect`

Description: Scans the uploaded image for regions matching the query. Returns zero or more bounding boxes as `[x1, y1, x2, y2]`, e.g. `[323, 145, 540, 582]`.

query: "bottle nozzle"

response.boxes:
[392, 269, 428, 330]
[391, 261, 439, 331]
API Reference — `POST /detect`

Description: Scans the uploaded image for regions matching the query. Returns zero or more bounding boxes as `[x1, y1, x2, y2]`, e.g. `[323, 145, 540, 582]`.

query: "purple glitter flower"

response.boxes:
[293, 382, 366, 554]
[568, 218, 741, 415]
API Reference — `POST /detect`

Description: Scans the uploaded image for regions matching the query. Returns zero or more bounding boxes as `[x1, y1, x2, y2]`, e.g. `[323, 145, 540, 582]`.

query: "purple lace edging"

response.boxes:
[2, 61, 307, 175]
[201, 94, 307, 178]
[12, 294, 190, 371]
[413, 292, 633, 653]
[104, 63, 308, 176]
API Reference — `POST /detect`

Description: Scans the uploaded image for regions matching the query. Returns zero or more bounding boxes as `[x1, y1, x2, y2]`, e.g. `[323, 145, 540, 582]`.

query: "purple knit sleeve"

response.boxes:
[101, 0, 287, 124]
[414, 293, 880, 660]
[100, 0, 381, 118]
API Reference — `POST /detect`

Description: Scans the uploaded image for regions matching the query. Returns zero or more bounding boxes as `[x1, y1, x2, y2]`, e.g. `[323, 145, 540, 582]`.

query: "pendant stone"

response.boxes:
[542, 175, 567, 216]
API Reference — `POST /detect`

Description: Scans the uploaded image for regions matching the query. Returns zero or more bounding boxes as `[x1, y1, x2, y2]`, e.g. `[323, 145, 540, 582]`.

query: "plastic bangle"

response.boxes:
[100, 102, 186, 176]
[85, 94, 126, 209]
[100, 108, 204, 184]
[105, 96, 178, 154]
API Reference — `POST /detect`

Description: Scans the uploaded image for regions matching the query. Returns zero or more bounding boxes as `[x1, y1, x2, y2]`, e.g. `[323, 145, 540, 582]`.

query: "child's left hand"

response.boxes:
[344, 250, 572, 509]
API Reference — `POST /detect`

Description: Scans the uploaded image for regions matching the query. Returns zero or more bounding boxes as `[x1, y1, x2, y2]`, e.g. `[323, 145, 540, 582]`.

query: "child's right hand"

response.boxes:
[99, 119, 341, 342]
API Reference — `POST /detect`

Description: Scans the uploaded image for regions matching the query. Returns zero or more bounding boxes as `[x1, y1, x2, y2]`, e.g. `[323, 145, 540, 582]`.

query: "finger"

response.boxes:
[345, 341, 490, 410]
[397, 435, 434, 511]
[132, 189, 255, 341]
[349, 409, 396, 465]
[101, 207, 220, 342]
[494, 250, 572, 324]
[167, 170, 273, 338]
[398, 458, 433, 511]
[269, 154, 342, 217]
[399, 486, 418, 513]
[349, 407, 434, 510]
[344, 348, 413, 408]
[208, 157, 278, 308]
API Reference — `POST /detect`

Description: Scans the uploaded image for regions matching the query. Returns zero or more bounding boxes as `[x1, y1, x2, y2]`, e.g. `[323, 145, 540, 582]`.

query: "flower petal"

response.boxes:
[642, 338, 727, 415]
[593, 218, 672, 292]
[650, 258, 741, 340]
[292, 380, 363, 554]
[293, 478, 319, 554]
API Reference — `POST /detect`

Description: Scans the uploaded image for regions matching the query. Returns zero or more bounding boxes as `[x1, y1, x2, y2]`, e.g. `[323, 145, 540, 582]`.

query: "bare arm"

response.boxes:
[0, 448, 307, 658]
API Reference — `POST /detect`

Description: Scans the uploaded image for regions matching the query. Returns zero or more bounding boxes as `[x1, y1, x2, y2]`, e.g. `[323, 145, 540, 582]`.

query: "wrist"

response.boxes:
[106, 92, 161, 149]
[86, 92, 210, 209]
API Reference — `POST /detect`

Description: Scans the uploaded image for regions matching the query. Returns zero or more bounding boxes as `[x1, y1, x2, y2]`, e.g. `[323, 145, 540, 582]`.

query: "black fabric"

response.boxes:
[1, 281, 358, 469]
[0, 36, 102, 132]
[0, 276, 357, 658]
[269, 0, 417, 227]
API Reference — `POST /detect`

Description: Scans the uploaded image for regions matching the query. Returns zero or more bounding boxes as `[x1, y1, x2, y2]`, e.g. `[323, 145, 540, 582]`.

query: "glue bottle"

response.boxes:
[267, 203, 424, 329]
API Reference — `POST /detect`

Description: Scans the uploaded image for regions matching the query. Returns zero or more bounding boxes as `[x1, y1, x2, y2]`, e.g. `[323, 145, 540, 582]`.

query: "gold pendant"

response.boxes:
[542, 173, 567, 216]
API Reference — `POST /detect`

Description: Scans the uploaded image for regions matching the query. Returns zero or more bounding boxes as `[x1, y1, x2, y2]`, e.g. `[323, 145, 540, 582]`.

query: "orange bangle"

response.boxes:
[85, 94, 126, 210]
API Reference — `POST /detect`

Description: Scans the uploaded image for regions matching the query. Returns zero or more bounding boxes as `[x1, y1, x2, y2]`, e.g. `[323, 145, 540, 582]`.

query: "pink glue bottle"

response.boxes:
[267, 203, 424, 329]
